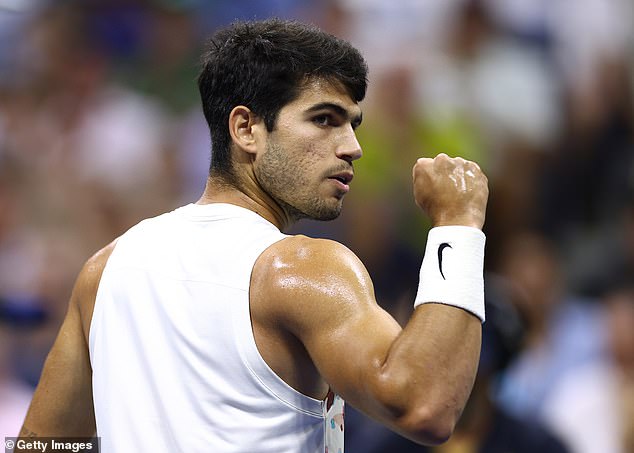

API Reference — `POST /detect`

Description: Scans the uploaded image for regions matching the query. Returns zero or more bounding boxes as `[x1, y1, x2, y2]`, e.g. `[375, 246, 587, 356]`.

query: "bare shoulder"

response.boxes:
[251, 235, 377, 331]
[73, 239, 118, 339]
[255, 235, 373, 295]
[81, 240, 117, 284]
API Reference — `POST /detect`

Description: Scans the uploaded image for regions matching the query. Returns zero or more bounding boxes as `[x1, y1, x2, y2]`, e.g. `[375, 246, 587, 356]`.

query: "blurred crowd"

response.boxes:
[0, 0, 633, 452]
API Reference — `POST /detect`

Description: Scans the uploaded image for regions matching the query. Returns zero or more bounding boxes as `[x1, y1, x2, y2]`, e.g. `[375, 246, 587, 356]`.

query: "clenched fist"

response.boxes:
[412, 153, 489, 229]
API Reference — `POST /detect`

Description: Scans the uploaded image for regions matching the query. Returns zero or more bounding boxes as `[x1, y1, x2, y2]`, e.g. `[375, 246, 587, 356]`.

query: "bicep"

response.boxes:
[301, 295, 404, 416]
[265, 238, 405, 417]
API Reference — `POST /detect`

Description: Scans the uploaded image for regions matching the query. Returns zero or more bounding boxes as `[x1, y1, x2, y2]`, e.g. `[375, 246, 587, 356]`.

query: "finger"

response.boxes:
[468, 160, 482, 172]
[433, 153, 454, 170]
[413, 157, 432, 178]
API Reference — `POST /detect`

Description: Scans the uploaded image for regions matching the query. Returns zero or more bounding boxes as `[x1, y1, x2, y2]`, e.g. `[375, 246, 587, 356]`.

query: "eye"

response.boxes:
[313, 114, 332, 127]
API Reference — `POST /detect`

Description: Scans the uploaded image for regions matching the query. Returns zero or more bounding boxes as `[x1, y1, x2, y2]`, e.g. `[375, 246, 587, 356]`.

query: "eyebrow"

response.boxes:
[306, 102, 363, 128]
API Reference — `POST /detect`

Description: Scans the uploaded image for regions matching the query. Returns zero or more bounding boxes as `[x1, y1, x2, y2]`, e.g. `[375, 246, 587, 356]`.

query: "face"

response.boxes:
[254, 78, 363, 222]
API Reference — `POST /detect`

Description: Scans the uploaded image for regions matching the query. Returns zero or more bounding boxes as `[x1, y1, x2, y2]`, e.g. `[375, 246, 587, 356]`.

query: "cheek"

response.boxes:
[305, 140, 329, 159]
[295, 143, 329, 187]
[293, 154, 319, 185]
[291, 142, 326, 175]
[279, 122, 330, 157]
[266, 128, 330, 185]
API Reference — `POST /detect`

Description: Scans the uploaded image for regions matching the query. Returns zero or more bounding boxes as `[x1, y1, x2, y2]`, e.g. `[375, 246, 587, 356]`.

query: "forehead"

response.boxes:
[282, 78, 362, 117]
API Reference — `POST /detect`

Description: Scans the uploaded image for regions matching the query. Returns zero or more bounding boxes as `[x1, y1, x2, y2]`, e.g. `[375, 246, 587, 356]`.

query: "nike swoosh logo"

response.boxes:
[438, 242, 452, 280]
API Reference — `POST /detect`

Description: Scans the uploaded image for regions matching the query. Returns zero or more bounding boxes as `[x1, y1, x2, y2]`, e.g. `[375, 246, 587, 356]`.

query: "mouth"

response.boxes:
[329, 172, 353, 184]
[327, 172, 353, 193]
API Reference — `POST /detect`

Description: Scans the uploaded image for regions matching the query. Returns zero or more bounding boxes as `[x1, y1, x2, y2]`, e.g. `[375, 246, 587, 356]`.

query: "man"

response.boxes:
[18, 19, 488, 452]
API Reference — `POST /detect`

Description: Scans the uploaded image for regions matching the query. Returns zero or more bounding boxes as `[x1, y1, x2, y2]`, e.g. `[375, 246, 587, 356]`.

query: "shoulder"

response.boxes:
[76, 240, 118, 295]
[73, 239, 118, 337]
[256, 235, 372, 291]
[251, 235, 376, 328]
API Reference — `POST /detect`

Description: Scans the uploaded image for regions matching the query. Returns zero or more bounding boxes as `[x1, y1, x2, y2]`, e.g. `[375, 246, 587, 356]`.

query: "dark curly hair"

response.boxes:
[197, 19, 368, 180]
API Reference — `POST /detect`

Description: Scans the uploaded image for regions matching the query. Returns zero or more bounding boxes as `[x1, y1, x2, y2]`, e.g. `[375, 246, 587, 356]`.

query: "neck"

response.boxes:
[197, 175, 293, 231]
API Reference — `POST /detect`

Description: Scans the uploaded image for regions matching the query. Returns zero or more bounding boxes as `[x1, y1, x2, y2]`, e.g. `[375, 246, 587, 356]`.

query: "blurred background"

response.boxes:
[0, 0, 633, 452]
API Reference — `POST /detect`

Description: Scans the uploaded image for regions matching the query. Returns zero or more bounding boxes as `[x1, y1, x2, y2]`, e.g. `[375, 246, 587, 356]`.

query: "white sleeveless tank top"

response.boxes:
[89, 203, 345, 453]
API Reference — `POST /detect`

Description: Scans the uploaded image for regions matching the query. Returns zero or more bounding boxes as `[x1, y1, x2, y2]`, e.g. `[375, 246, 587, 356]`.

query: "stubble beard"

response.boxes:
[256, 141, 343, 223]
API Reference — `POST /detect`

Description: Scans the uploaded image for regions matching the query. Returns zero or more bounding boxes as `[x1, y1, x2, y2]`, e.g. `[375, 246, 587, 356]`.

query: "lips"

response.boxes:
[328, 172, 353, 185]
[327, 171, 353, 193]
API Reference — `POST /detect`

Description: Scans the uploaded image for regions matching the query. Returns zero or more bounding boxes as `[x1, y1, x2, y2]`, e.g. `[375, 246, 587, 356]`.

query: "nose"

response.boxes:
[335, 125, 362, 162]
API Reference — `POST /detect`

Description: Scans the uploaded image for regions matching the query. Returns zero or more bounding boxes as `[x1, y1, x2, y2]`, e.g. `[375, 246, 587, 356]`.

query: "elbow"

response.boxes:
[370, 374, 461, 445]
[366, 359, 475, 446]
[396, 403, 458, 446]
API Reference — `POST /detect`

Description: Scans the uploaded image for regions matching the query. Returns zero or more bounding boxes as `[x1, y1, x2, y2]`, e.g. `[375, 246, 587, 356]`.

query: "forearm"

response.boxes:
[364, 303, 481, 444]
[360, 225, 485, 444]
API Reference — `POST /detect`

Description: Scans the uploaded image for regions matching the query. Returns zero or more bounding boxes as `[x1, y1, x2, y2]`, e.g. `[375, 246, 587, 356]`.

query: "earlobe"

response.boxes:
[228, 106, 262, 155]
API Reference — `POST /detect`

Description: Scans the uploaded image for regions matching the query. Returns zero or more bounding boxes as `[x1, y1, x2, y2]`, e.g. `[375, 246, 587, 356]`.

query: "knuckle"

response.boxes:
[434, 152, 449, 162]
[415, 157, 430, 168]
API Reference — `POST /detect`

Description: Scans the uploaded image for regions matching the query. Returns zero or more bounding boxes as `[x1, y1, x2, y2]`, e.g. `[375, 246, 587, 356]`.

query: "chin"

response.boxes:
[292, 204, 342, 222]
[313, 211, 341, 222]
[283, 195, 344, 223]
[310, 202, 343, 221]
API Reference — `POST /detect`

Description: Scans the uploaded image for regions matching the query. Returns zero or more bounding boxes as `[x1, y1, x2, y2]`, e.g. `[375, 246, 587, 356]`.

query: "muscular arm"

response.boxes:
[252, 154, 488, 445]
[254, 238, 480, 445]
[18, 243, 115, 438]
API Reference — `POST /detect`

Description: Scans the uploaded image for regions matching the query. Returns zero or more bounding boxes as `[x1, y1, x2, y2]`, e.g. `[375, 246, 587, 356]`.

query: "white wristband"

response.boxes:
[414, 226, 486, 322]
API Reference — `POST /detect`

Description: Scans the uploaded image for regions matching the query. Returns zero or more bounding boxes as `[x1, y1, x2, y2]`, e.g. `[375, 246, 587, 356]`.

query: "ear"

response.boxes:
[228, 106, 265, 156]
